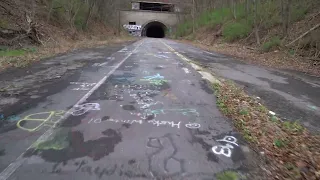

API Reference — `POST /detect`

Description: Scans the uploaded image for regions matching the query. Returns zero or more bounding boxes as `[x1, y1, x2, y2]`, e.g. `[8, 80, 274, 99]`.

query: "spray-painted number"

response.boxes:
[212, 136, 238, 158]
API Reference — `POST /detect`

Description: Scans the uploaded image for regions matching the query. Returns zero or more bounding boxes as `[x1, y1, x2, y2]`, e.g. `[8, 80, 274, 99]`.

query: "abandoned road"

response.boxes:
[0, 38, 319, 180]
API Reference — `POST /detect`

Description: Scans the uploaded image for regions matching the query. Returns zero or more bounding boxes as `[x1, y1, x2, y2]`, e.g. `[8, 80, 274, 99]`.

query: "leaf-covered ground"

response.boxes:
[181, 40, 320, 77]
[212, 80, 320, 179]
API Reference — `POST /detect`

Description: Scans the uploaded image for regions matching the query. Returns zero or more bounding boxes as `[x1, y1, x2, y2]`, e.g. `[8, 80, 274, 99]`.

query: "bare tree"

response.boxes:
[281, 0, 291, 37]
[253, 0, 260, 45]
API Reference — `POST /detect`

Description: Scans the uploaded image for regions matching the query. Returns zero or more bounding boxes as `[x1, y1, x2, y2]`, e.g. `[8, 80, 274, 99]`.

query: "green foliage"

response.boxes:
[274, 139, 286, 148]
[216, 171, 239, 180]
[239, 109, 249, 116]
[50, 0, 91, 30]
[257, 0, 282, 28]
[176, 0, 315, 41]
[75, 2, 90, 30]
[288, 49, 295, 55]
[261, 37, 281, 52]
[291, 5, 308, 22]
[0, 50, 26, 57]
[257, 105, 268, 113]
[270, 115, 278, 122]
[176, 21, 193, 38]
[283, 121, 304, 133]
[0, 19, 8, 28]
[198, 8, 233, 27]
[217, 99, 229, 114]
[223, 21, 252, 42]
[0, 47, 37, 57]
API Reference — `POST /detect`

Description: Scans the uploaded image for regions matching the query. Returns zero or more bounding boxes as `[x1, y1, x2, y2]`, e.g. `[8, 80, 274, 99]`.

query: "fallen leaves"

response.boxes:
[213, 81, 320, 179]
[181, 40, 320, 77]
[0, 35, 134, 72]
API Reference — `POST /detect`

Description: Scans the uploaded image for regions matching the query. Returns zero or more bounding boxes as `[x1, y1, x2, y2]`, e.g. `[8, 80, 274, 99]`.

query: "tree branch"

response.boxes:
[286, 23, 320, 47]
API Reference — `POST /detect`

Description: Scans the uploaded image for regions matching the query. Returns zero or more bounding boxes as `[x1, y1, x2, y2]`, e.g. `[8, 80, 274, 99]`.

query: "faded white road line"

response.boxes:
[160, 40, 221, 85]
[0, 40, 144, 180]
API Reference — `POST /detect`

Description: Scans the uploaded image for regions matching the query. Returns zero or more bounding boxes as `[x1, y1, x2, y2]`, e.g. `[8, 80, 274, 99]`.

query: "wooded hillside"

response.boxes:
[177, 0, 320, 60]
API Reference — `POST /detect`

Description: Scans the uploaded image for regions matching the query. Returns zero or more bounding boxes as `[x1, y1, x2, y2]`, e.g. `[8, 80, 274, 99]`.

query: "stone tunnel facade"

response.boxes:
[120, 10, 179, 38]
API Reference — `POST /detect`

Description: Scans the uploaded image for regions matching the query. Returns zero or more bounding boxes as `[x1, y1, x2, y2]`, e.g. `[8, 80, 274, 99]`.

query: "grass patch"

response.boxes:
[273, 138, 287, 148]
[239, 109, 249, 116]
[223, 21, 252, 42]
[216, 171, 239, 180]
[0, 19, 8, 28]
[0, 47, 38, 57]
[261, 36, 281, 52]
[0, 49, 26, 57]
[282, 121, 304, 133]
[270, 115, 278, 122]
[211, 77, 320, 179]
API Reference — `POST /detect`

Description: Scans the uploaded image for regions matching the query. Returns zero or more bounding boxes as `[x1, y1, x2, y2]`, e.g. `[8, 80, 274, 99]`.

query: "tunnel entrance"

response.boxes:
[142, 21, 166, 38]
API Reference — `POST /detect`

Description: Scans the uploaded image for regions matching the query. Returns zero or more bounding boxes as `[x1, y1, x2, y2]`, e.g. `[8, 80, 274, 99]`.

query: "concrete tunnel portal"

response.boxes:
[142, 21, 167, 38]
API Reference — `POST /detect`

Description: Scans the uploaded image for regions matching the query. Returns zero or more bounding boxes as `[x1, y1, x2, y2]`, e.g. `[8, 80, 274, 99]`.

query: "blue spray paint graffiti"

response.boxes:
[140, 74, 169, 85]
[0, 114, 20, 122]
[143, 74, 164, 80]
[144, 109, 200, 117]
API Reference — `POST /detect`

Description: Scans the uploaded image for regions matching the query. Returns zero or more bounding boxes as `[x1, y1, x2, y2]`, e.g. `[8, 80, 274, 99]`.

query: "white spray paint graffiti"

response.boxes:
[212, 136, 238, 158]
[123, 24, 142, 37]
[144, 109, 200, 117]
[182, 68, 190, 74]
[70, 103, 100, 116]
[92, 62, 108, 67]
[185, 123, 201, 129]
[88, 118, 200, 129]
[123, 25, 142, 30]
[147, 119, 180, 128]
[70, 82, 96, 91]
[129, 90, 163, 110]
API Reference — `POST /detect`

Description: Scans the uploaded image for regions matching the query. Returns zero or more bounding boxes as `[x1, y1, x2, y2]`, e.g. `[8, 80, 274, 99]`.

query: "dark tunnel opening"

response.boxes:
[143, 21, 166, 38]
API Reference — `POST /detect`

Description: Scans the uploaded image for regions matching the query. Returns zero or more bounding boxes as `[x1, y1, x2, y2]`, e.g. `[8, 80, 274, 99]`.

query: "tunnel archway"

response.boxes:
[142, 21, 167, 38]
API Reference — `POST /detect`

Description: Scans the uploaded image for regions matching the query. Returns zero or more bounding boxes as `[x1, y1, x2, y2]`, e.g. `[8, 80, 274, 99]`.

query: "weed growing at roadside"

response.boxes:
[274, 139, 286, 148]
[223, 21, 252, 42]
[210, 77, 320, 179]
[216, 171, 239, 180]
[261, 36, 281, 52]
[282, 121, 304, 133]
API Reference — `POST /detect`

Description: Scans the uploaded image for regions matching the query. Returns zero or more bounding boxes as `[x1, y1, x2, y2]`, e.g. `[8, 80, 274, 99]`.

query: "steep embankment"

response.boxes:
[176, 0, 320, 76]
[0, 0, 132, 71]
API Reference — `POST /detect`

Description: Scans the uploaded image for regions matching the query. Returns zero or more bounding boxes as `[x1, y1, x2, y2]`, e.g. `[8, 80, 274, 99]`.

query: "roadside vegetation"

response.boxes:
[0, 0, 133, 71]
[212, 79, 320, 179]
[176, 0, 320, 76]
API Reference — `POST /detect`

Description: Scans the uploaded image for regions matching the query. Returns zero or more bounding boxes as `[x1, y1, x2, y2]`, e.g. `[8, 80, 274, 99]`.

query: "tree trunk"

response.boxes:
[83, 0, 96, 30]
[46, 0, 54, 23]
[281, 0, 291, 37]
[246, 0, 250, 19]
[232, 0, 236, 19]
[253, 0, 260, 45]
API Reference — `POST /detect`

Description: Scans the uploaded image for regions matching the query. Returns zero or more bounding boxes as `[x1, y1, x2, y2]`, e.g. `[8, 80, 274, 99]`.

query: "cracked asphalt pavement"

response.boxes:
[1, 38, 318, 180]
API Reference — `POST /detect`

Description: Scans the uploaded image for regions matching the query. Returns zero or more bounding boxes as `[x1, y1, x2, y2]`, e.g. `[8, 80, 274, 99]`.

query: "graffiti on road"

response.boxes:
[16, 110, 66, 132]
[88, 118, 201, 129]
[212, 136, 239, 158]
[16, 103, 101, 132]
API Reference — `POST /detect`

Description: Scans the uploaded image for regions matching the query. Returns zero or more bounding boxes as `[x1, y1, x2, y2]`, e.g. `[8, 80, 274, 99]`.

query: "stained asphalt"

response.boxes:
[0, 39, 261, 180]
[165, 41, 320, 133]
